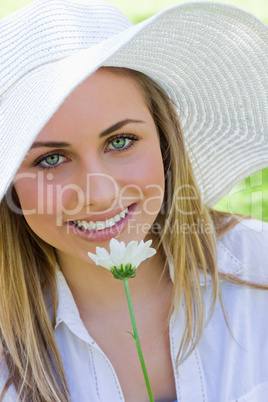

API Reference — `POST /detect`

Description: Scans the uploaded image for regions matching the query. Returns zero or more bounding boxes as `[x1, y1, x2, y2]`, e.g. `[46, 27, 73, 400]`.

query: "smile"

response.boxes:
[72, 207, 129, 231]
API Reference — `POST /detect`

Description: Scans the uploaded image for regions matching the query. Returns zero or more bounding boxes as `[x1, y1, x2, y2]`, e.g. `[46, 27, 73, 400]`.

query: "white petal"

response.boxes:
[95, 247, 111, 259]
[88, 238, 156, 271]
[88, 251, 98, 264]
[87, 253, 114, 270]
[109, 238, 126, 265]
[132, 240, 156, 268]
[95, 257, 114, 270]
[123, 241, 138, 265]
[109, 238, 125, 252]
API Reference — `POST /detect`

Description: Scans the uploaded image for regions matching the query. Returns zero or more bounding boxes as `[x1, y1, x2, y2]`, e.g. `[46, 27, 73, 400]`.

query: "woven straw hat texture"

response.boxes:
[0, 0, 268, 205]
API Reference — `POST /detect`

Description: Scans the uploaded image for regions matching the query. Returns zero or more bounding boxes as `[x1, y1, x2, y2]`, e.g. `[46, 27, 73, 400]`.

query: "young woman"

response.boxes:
[0, 1, 268, 401]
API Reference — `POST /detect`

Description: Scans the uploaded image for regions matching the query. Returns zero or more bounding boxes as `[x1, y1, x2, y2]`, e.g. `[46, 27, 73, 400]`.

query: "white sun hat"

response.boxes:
[0, 0, 268, 205]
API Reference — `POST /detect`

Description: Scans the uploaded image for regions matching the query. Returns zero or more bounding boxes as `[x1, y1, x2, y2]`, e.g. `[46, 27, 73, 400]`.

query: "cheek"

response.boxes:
[13, 176, 55, 240]
[117, 145, 165, 213]
[14, 172, 78, 218]
[14, 177, 40, 212]
[126, 143, 165, 188]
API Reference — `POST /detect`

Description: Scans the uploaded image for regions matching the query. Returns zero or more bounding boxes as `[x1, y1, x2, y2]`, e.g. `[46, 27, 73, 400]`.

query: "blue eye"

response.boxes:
[109, 137, 130, 149]
[35, 153, 68, 169]
[107, 135, 138, 151]
[44, 155, 61, 165]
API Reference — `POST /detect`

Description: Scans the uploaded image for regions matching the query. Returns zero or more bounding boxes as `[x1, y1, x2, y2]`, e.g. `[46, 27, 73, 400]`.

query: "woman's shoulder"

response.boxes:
[220, 217, 268, 251]
[0, 351, 17, 400]
[217, 218, 268, 281]
[200, 220, 268, 402]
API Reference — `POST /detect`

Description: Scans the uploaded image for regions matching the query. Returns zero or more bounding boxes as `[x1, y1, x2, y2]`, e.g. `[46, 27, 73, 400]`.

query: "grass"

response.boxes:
[1, 0, 268, 221]
[214, 168, 268, 222]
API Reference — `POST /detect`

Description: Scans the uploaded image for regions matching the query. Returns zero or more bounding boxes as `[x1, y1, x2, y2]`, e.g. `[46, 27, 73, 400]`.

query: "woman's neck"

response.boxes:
[56, 250, 170, 318]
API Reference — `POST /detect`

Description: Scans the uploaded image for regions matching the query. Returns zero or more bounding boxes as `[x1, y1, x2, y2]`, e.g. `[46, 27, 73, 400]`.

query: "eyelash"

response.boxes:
[33, 151, 69, 170]
[33, 134, 140, 170]
[105, 133, 139, 153]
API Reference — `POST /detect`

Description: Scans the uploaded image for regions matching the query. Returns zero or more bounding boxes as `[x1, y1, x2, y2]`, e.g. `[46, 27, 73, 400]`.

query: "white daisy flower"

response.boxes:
[88, 238, 156, 279]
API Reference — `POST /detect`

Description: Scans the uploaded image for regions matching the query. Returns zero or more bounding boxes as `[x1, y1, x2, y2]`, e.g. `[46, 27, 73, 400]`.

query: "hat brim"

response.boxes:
[1, 1, 268, 205]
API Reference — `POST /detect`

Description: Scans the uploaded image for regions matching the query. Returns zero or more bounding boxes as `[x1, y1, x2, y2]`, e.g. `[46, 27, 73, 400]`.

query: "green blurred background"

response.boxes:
[1, 0, 268, 221]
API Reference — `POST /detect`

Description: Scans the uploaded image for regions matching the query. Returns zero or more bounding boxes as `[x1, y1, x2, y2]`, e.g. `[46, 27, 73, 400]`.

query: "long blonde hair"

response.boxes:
[0, 67, 266, 400]
[0, 202, 70, 400]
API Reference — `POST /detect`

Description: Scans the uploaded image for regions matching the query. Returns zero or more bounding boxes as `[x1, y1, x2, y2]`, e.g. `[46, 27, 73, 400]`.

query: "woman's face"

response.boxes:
[14, 69, 165, 266]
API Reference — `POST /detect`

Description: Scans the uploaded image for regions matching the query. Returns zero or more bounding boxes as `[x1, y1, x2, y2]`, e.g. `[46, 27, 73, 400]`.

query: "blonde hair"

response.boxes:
[0, 67, 266, 400]
[0, 201, 70, 401]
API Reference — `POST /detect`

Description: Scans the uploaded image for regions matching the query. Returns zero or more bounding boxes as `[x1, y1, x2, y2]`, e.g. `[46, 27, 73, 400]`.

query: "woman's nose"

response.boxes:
[85, 171, 119, 208]
[76, 158, 120, 209]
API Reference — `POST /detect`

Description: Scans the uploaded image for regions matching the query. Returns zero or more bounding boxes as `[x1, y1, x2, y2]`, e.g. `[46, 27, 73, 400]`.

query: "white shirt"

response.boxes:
[1, 219, 268, 401]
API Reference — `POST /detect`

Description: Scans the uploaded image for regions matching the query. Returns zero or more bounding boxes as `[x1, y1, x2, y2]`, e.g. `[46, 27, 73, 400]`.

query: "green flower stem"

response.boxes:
[122, 278, 154, 402]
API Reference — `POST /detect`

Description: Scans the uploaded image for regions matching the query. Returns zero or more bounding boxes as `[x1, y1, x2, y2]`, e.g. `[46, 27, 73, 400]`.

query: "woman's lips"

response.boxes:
[66, 204, 137, 242]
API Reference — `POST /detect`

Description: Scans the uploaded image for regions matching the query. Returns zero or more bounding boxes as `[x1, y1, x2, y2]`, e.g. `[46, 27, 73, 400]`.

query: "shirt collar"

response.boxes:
[216, 240, 244, 275]
[55, 269, 80, 326]
[55, 268, 95, 345]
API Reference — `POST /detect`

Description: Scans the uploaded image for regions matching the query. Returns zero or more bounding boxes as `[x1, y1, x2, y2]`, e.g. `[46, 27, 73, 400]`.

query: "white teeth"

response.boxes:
[73, 207, 129, 232]
[114, 214, 121, 223]
[96, 221, 106, 230]
[81, 221, 88, 231]
[89, 221, 96, 230]
[106, 218, 115, 227]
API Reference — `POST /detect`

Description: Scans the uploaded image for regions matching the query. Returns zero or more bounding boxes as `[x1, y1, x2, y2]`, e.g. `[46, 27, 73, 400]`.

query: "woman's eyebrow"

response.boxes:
[30, 119, 145, 149]
[30, 141, 70, 149]
[99, 119, 145, 138]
